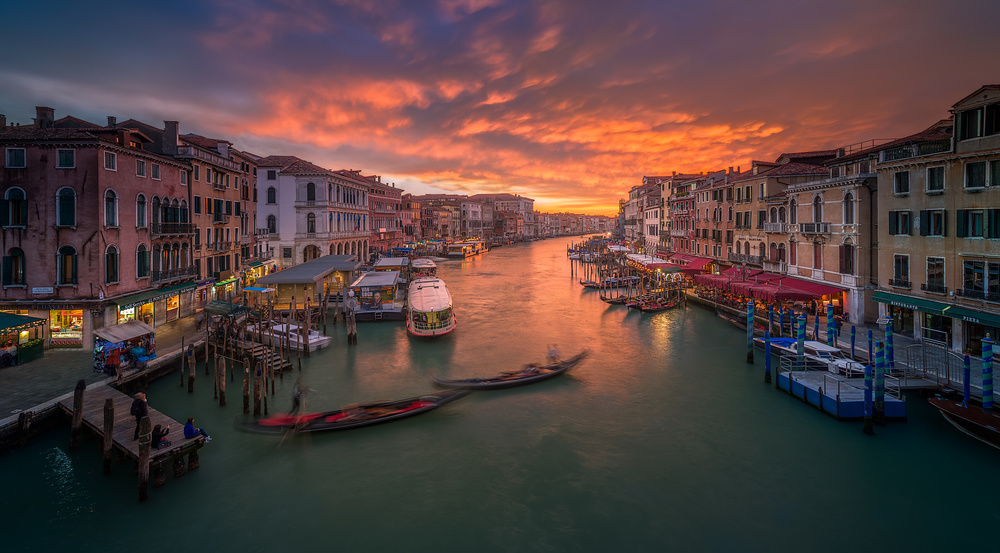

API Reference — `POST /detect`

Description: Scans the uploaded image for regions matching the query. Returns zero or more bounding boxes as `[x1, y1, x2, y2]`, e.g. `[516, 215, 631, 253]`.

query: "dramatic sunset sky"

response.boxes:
[3, 0, 999, 214]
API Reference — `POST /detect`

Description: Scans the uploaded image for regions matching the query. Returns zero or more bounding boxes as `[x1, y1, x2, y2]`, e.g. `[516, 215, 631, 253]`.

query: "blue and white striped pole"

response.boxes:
[826, 304, 835, 346]
[963, 355, 971, 408]
[885, 319, 895, 372]
[874, 340, 885, 425]
[746, 301, 754, 363]
[778, 306, 784, 337]
[983, 336, 994, 411]
[764, 330, 772, 383]
[797, 314, 807, 369]
[814, 316, 820, 342]
[863, 363, 874, 434]
[850, 325, 856, 361]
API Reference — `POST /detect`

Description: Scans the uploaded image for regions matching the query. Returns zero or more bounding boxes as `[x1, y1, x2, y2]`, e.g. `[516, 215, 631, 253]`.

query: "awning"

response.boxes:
[113, 282, 196, 311]
[750, 284, 818, 302]
[779, 277, 846, 298]
[0, 312, 46, 333]
[942, 305, 1000, 328]
[247, 261, 264, 268]
[722, 266, 763, 279]
[680, 257, 712, 274]
[214, 277, 238, 287]
[243, 286, 275, 293]
[670, 254, 695, 263]
[872, 291, 949, 316]
[94, 320, 154, 343]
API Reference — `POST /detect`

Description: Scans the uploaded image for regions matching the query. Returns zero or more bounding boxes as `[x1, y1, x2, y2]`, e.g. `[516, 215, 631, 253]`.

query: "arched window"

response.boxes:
[104, 189, 118, 227]
[843, 193, 855, 224]
[789, 200, 797, 224]
[56, 187, 76, 227]
[3, 247, 26, 285]
[152, 244, 162, 273]
[778, 243, 786, 262]
[778, 206, 786, 223]
[769, 242, 778, 261]
[136, 194, 147, 228]
[180, 200, 188, 224]
[758, 242, 766, 259]
[307, 213, 316, 233]
[105, 245, 119, 283]
[769, 207, 777, 224]
[58, 245, 77, 285]
[266, 186, 276, 204]
[812, 196, 823, 222]
[306, 182, 316, 202]
[170, 199, 180, 223]
[151, 196, 161, 225]
[788, 241, 796, 265]
[5, 188, 27, 227]
[728, 206, 733, 222]
[136, 244, 150, 278]
[267, 215, 276, 233]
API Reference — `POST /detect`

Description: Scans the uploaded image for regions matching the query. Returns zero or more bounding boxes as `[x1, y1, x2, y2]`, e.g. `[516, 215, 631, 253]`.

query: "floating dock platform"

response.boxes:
[776, 370, 907, 419]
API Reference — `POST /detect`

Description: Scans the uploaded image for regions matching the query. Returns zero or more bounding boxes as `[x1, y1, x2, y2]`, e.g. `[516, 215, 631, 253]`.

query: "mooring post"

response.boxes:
[102, 398, 114, 474]
[219, 355, 227, 407]
[205, 315, 211, 375]
[180, 334, 186, 387]
[242, 367, 250, 414]
[253, 360, 262, 417]
[983, 335, 994, 411]
[187, 344, 195, 393]
[188, 448, 200, 472]
[850, 325, 856, 360]
[153, 462, 166, 488]
[874, 341, 886, 425]
[70, 379, 86, 449]
[796, 314, 806, 369]
[213, 344, 218, 400]
[768, 305, 774, 337]
[863, 365, 874, 435]
[138, 416, 151, 501]
[745, 301, 754, 363]
[173, 454, 186, 478]
[813, 317, 820, 343]
[17, 410, 32, 446]
[826, 304, 835, 347]
[867, 329, 873, 366]
[764, 330, 772, 384]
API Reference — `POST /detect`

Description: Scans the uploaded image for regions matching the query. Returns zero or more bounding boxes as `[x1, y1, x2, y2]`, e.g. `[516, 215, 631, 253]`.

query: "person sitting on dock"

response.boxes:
[151, 424, 171, 448]
[184, 417, 212, 442]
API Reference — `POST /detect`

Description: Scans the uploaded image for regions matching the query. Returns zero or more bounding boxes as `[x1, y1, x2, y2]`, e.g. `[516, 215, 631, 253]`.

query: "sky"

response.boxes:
[2, 0, 999, 215]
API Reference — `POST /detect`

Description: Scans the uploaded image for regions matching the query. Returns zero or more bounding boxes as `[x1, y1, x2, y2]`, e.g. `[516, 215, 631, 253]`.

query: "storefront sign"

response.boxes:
[32, 287, 54, 294]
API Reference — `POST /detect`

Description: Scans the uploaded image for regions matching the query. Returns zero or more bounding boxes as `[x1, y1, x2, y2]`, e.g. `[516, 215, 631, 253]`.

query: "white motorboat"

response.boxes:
[248, 322, 331, 351]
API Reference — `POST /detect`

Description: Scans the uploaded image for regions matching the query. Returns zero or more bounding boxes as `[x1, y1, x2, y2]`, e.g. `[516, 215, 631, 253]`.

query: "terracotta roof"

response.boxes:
[283, 159, 332, 176]
[776, 150, 838, 161]
[254, 155, 301, 169]
[765, 162, 829, 177]
[0, 127, 105, 142]
[53, 115, 104, 129]
[181, 134, 230, 150]
[833, 119, 953, 163]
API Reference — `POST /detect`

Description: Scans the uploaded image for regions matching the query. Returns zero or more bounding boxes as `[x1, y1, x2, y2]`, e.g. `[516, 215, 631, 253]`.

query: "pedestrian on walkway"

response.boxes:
[196, 312, 205, 331]
[131, 392, 148, 440]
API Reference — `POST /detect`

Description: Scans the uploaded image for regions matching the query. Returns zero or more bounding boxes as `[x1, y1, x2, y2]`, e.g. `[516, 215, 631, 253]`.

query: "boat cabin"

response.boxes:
[410, 258, 437, 278]
[348, 271, 405, 321]
[374, 257, 411, 283]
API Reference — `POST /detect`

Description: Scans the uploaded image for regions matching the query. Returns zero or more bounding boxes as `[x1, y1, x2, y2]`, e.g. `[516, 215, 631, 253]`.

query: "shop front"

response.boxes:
[196, 279, 216, 309]
[112, 282, 196, 328]
[873, 290, 954, 344]
[942, 305, 1000, 356]
[214, 276, 239, 302]
[93, 320, 156, 375]
[243, 260, 276, 288]
[0, 312, 47, 367]
[50, 309, 85, 347]
[117, 303, 154, 325]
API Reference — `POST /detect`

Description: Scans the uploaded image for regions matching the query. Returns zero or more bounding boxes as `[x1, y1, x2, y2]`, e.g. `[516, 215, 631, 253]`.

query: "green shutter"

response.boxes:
[71, 254, 78, 284]
[941, 210, 947, 237]
[19, 200, 27, 225]
[956, 210, 968, 238]
[889, 211, 897, 235]
[905, 211, 913, 235]
[987, 209, 999, 239]
[2, 256, 11, 286]
[0, 200, 8, 227]
[919, 210, 929, 236]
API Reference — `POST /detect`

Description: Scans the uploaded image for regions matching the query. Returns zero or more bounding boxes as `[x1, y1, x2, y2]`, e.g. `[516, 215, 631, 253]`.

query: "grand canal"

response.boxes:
[3, 237, 997, 552]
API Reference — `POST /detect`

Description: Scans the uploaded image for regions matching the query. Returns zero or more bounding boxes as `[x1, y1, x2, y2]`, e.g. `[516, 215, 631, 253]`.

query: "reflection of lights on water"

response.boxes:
[45, 447, 95, 520]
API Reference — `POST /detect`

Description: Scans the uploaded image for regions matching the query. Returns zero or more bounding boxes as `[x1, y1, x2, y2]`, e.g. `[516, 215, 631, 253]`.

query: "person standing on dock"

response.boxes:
[131, 392, 148, 440]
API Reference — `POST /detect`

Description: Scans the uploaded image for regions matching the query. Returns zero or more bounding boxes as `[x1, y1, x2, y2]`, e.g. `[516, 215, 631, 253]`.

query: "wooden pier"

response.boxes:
[775, 370, 907, 419]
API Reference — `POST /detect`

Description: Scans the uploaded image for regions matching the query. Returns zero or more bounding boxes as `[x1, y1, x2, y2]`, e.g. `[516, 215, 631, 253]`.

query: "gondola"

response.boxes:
[928, 397, 1000, 450]
[637, 300, 679, 313]
[433, 350, 590, 390]
[239, 389, 470, 434]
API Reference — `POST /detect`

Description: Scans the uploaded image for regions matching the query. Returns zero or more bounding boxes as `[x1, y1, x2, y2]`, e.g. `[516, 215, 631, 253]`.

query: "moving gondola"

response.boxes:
[239, 389, 470, 434]
[637, 299, 680, 313]
[432, 351, 590, 390]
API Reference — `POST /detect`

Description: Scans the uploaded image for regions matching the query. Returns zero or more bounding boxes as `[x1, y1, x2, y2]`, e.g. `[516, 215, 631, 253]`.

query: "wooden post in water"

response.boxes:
[219, 355, 227, 407]
[70, 379, 86, 449]
[253, 359, 262, 417]
[17, 411, 32, 446]
[259, 360, 268, 415]
[137, 416, 151, 501]
[204, 315, 211, 375]
[874, 341, 886, 425]
[102, 398, 114, 474]
[188, 449, 200, 472]
[304, 297, 311, 359]
[153, 462, 166, 488]
[187, 344, 195, 393]
[180, 335, 186, 387]
[242, 366, 250, 414]
[173, 453, 185, 478]
[763, 330, 772, 384]
[212, 343, 218, 400]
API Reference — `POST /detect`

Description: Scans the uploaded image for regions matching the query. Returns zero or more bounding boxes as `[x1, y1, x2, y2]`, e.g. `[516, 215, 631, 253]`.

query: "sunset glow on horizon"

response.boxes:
[3, 0, 999, 215]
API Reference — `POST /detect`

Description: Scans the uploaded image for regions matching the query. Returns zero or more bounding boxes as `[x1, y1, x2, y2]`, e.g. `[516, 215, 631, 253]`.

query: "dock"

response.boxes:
[776, 370, 907, 419]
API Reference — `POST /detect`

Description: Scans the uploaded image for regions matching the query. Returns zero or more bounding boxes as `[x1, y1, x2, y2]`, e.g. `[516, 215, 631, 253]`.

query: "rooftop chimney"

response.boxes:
[35, 106, 55, 129]
[672, 171, 676, 176]
[163, 121, 179, 156]
[728, 166, 733, 175]
[0, 114, 6, 128]
[107, 116, 116, 128]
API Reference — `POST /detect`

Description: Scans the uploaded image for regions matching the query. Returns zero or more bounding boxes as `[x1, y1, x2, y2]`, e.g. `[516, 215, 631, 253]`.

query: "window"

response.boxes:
[136, 194, 147, 228]
[225, 200, 232, 215]
[927, 257, 945, 289]
[282, 247, 292, 259]
[181, 171, 188, 185]
[963, 261, 986, 295]
[57, 245, 77, 285]
[267, 170, 277, 180]
[104, 189, 118, 227]
[813, 242, 822, 269]
[959, 108, 983, 140]
[194, 165, 200, 181]
[757, 210, 765, 229]
[136, 244, 150, 278]
[789, 240, 796, 265]
[136, 159, 146, 177]
[105, 245, 119, 283]
[56, 188, 76, 227]
[267, 215, 276, 233]
[267, 187, 276, 204]
[152, 164, 160, 180]
[812, 197, 823, 222]
[888, 211, 911, 235]
[919, 210, 945, 237]
[5, 148, 26, 168]
[843, 193, 854, 224]
[988, 209, 1000, 239]
[735, 212, 742, 228]
[957, 209, 985, 238]
[927, 167, 944, 193]
[789, 200, 797, 224]
[4, 188, 27, 227]
[893, 171, 909, 194]
[893, 255, 909, 282]
[205, 168, 212, 183]
[745, 186, 751, 202]
[3, 247, 26, 286]
[104, 151, 117, 170]
[966, 161, 987, 189]
[225, 174, 230, 188]
[57, 149, 75, 168]
[307, 182, 316, 201]
[839, 244, 854, 275]
[193, 196, 201, 214]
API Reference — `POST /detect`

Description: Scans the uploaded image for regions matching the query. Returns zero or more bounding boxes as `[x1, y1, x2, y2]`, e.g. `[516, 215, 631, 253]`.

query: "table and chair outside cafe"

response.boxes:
[0, 312, 47, 368]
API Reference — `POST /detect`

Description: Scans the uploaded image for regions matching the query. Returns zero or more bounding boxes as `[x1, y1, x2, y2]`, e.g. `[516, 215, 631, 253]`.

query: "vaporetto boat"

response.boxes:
[406, 277, 456, 337]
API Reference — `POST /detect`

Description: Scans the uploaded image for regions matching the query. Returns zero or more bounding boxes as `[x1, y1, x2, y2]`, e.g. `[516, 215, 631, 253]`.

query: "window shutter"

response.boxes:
[0, 200, 8, 227]
[905, 211, 912, 235]
[889, 211, 897, 235]
[956, 210, 968, 238]
[919, 210, 929, 236]
[2, 256, 11, 286]
[987, 209, 1000, 239]
[72, 254, 78, 284]
[941, 210, 947, 237]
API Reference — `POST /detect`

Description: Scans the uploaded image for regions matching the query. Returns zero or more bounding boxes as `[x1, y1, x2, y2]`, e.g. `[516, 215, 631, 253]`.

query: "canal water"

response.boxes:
[2, 238, 997, 552]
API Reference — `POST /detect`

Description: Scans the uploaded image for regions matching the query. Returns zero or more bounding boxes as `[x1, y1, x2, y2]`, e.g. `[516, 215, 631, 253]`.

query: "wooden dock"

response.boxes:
[234, 340, 293, 372]
[58, 384, 205, 465]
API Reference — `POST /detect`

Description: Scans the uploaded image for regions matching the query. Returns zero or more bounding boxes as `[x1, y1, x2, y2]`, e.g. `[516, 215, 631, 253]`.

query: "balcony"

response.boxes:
[176, 145, 240, 171]
[255, 228, 270, 237]
[209, 241, 233, 253]
[881, 139, 952, 162]
[763, 222, 788, 233]
[921, 283, 948, 295]
[240, 235, 251, 244]
[669, 229, 688, 237]
[151, 222, 196, 236]
[799, 222, 831, 234]
[213, 213, 231, 224]
[762, 260, 787, 273]
[152, 266, 198, 283]
[888, 278, 911, 289]
[955, 288, 1000, 302]
[728, 253, 763, 267]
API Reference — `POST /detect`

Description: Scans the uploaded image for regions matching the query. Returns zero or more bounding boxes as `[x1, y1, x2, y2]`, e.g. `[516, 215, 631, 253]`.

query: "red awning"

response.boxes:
[779, 277, 845, 298]
[680, 257, 712, 274]
[750, 284, 817, 302]
[693, 274, 718, 286]
[670, 254, 695, 263]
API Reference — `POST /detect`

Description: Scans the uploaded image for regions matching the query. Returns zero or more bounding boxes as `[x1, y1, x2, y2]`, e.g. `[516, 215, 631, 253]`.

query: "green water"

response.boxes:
[2, 238, 997, 552]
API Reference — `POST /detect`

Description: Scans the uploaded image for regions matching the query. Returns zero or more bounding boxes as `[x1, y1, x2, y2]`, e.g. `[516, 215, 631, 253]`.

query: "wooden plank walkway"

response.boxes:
[58, 384, 204, 464]
[234, 340, 292, 372]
